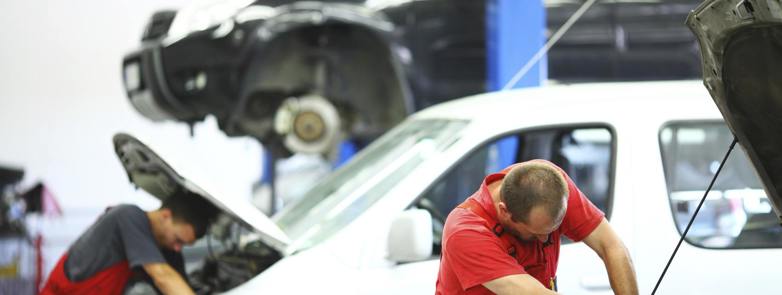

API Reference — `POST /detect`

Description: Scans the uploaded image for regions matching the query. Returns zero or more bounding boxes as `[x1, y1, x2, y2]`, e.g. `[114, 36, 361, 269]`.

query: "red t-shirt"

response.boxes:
[435, 160, 604, 295]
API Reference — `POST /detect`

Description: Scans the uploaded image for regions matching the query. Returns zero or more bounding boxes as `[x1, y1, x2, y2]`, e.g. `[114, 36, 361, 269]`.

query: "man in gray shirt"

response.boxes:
[41, 191, 219, 295]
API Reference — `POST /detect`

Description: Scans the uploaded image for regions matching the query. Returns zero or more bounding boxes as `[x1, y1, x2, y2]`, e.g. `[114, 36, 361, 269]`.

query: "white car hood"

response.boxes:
[112, 133, 290, 252]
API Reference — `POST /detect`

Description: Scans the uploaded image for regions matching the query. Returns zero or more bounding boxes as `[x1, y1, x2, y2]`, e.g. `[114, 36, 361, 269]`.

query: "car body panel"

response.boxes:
[122, 0, 485, 155]
[121, 80, 779, 293]
[189, 80, 780, 294]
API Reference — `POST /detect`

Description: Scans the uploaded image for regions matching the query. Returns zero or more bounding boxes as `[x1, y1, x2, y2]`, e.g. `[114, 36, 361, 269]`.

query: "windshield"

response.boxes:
[274, 119, 467, 251]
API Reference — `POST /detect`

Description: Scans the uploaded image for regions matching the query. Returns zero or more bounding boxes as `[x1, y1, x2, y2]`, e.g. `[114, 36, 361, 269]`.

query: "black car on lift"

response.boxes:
[121, 0, 704, 158]
[121, 0, 486, 158]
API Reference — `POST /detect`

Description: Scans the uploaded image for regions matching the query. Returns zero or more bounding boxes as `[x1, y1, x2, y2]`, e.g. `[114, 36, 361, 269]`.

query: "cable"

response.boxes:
[651, 137, 738, 294]
[501, 0, 599, 91]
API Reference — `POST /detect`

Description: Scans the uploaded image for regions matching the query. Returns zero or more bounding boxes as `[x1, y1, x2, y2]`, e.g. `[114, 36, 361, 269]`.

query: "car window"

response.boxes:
[416, 126, 614, 253]
[275, 119, 466, 251]
[660, 121, 782, 249]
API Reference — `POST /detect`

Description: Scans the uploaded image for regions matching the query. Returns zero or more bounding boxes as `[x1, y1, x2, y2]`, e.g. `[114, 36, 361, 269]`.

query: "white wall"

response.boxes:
[0, 0, 263, 277]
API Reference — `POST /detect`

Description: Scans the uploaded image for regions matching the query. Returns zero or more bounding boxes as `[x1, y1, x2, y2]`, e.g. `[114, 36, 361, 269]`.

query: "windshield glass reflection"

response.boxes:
[274, 119, 467, 251]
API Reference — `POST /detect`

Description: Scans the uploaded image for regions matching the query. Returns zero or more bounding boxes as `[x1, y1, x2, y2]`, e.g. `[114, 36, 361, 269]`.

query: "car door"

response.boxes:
[636, 121, 782, 294]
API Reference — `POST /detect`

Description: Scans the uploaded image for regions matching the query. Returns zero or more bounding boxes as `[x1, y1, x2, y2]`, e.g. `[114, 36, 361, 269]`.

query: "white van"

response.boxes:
[117, 79, 781, 294]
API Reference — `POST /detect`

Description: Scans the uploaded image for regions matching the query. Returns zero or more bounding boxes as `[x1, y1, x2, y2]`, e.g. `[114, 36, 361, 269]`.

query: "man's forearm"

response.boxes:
[153, 273, 195, 295]
[483, 274, 560, 295]
[602, 244, 638, 295]
[143, 263, 195, 295]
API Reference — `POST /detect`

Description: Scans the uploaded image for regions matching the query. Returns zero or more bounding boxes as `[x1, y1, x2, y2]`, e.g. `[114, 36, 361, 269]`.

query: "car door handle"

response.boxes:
[580, 275, 611, 291]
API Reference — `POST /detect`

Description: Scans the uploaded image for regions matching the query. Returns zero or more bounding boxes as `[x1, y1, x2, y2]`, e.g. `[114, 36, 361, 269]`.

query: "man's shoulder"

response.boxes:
[106, 204, 145, 217]
[443, 208, 494, 239]
[97, 204, 149, 228]
[442, 210, 507, 261]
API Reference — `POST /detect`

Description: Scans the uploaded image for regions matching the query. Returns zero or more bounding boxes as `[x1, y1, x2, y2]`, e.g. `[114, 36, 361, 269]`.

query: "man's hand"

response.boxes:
[583, 218, 639, 295]
[483, 274, 559, 295]
[143, 263, 195, 295]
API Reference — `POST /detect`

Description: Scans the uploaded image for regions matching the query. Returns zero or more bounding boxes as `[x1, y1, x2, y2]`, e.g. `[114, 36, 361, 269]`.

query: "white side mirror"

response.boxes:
[387, 208, 433, 263]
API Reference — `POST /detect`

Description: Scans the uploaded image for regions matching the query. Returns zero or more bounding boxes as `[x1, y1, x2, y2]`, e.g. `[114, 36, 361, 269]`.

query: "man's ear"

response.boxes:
[497, 202, 509, 218]
[160, 208, 172, 220]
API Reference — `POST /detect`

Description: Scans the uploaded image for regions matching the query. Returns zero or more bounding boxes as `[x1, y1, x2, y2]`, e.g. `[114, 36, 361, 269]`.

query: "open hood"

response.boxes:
[687, 0, 782, 222]
[112, 133, 291, 252]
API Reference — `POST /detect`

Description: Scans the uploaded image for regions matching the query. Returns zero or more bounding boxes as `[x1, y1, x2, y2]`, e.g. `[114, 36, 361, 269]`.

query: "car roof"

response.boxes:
[411, 80, 722, 126]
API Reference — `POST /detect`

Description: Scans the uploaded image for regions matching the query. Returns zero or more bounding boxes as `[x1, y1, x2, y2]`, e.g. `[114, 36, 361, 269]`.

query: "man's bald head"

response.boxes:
[500, 162, 569, 224]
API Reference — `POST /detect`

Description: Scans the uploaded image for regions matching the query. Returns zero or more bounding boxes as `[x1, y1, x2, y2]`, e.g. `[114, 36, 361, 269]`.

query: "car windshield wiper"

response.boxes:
[652, 137, 738, 294]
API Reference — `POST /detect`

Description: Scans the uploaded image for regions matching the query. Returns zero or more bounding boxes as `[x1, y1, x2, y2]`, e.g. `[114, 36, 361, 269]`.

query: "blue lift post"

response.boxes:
[329, 0, 547, 175]
[333, 140, 357, 169]
[487, 0, 546, 168]
[260, 150, 277, 214]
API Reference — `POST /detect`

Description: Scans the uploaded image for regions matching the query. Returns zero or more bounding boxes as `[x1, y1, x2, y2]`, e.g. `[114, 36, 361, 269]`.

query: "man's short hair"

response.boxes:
[161, 191, 219, 239]
[500, 162, 569, 223]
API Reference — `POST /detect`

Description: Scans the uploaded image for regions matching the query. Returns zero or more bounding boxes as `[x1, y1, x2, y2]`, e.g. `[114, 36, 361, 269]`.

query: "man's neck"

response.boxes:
[146, 210, 164, 248]
[488, 179, 502, 213]
[146, 210, 159, 224]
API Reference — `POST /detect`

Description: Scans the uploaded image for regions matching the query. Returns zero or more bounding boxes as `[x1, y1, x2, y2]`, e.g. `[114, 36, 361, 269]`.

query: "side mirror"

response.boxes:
[387, 208, 433, 263]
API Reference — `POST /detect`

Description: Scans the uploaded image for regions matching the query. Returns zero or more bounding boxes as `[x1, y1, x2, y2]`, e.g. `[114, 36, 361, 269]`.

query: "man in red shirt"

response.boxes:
[436, 160, 637, 294]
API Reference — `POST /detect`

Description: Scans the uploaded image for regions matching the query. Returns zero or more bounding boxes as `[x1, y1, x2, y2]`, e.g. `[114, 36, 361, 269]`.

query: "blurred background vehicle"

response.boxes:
[123, 0, 703, 157]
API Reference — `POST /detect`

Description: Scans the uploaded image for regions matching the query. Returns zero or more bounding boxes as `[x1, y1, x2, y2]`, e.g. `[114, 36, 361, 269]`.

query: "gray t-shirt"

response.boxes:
[65, 204, 167, 281]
